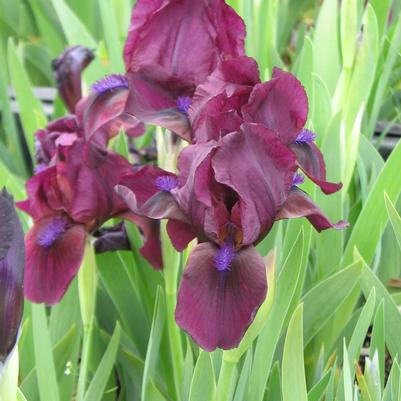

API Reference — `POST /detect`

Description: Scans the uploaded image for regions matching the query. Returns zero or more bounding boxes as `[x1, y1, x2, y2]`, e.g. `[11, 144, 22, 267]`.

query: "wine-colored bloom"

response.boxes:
[117, 115, 347, 350]
[52, 46, 94, 112]
[122, 0, 246, 140]
[17, 138, 161, 304]
[117, 123, 294, 350]
[76, 76, 145, 148]
[35, 116, 79, 167]
[0, 189, 25, 365]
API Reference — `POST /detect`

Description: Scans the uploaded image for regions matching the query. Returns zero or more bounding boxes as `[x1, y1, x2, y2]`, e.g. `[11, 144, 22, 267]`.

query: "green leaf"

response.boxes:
[359, 256, 401, 358]
[302, 259, 363, 345]
[232, 350, 252, 401]
[368, 7, 401, 137]
[31, 303, 61, 401]
[96, 251, 149, 354]
[282, 304, 307, 401]
[293, 36, 313, 98]
[313, 0, 341, 94]
[50, 0, 105, 81]
[99, 0, 124, 73]
[248, 228, 304, 401]
[17, 388, 28, 401]
[83, 323, 121, 401]
[370, 301, 385, 388]
[7, 38, 46, 158]
[385, 193, 401, 251]
[343, 137, 401, 266]
[189, 352, 216, 401]
[307, 369, 332, 401]
[141, 287, 165, 401]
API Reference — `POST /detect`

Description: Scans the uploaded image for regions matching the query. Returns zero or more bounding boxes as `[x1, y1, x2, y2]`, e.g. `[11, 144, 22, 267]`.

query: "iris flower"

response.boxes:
[0, 189, 25, 366]
[122, 0, 246, 141]
[116, 115, 346, 350]
[19, 127, 161, 305]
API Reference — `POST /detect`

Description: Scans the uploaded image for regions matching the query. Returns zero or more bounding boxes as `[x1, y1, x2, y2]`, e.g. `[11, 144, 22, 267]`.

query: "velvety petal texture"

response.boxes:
[276, 187, 348, 231]
[212, 124, 296, 244]
[242, 68, 308, 144]
[124, 0, 246, 81]
[76, 85, 144, 148]
[176, 242, 267, 351]
[35, 116, 79, 166]
[124, 67, 192, 140]
[0, 189, 25, 363]
[52, 46, 94, 112]
[24, 216, 86, 304]
[291, 141, 342, 195]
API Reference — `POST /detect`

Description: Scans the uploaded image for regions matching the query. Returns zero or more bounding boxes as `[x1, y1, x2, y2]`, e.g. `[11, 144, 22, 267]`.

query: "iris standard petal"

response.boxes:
[123, 0, 245, 82]
[212, 124, 296, 244]
[125, 66, 193, 141]
[242, 68, 308, 144]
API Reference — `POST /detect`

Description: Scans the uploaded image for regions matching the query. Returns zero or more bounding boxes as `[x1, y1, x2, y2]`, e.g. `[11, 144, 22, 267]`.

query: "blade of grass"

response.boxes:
[282, 304, 307, 401]
[83, 323, 121, 401]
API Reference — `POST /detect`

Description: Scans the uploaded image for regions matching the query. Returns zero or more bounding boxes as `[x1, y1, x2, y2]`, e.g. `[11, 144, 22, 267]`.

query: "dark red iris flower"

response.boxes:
[18, 132, 161, 305]
[116, 113, 347, 350]
[122, 0, 246, 141]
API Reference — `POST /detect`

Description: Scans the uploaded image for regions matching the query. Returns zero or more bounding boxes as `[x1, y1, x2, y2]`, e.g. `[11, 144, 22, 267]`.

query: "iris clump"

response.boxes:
[17, 0, 348, 352]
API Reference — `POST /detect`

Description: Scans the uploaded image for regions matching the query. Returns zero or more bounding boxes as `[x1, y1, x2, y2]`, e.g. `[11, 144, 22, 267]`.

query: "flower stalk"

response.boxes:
[77, 240, 98, 401]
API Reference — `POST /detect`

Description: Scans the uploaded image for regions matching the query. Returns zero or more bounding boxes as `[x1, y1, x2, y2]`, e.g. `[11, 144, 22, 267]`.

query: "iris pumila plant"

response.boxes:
[16, 76, 159, 305]
[17, 0, 348, 352]
[114, 0, 348, 351]
[0, 189, 24, 396]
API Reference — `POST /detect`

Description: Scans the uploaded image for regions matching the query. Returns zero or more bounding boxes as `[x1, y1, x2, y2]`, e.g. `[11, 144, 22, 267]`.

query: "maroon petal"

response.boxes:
[242, 68, 308, 144]
[175, 242, 267, 351]
[35, 116, 79, 166]
[166, 219, 196, 251]
[0, 189, 25, 362]
[122, 213, 163, 270]
[16, 166, 67, 220]
[291, 142, 342, 195]
[52, 46, 94, 112]
[125, 67, 193, 141]
[25, 217, 86, 305]
[56, 141, 132, 225]
[190, 91, 246, 143]
[76, 85, 144, 147]
[123, 0, 245, 83]
[212, 124, 296, 244]
[276, 187, 349, 231]
[119, 164, 178, 204]
[116, 186, 188, 223]
[190, 56, 260, 132]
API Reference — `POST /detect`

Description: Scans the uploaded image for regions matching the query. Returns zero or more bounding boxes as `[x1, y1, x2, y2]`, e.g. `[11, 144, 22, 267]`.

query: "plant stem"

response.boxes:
[76, 241, 97, 401]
